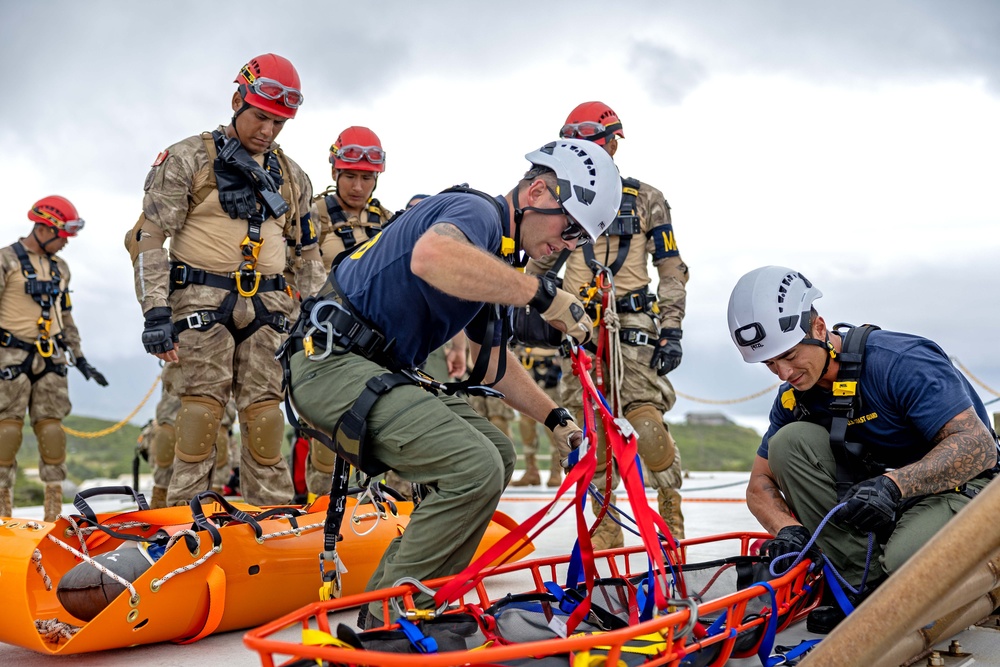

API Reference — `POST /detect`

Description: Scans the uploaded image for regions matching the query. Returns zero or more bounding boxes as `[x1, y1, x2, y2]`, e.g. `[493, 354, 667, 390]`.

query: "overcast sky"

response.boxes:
[3, 1, 999, 434]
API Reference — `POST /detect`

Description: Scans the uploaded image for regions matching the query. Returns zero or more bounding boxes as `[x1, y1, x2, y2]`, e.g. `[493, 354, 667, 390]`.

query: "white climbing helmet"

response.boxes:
[524, 139, 622, 242]
[728, 266, 824, 363]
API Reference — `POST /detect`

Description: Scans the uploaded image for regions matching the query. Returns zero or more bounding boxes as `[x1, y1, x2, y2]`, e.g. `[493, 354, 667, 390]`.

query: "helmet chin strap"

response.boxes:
[511, 186, 565, 258]
[799, 333, 837, 379]
[32, 228, 59, 255]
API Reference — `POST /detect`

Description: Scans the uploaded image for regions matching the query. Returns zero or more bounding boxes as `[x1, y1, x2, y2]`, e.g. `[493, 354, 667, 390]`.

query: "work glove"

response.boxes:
[650, 328, 683, 376]
[834, 475, 902, 533]
[215, 156, 258, 220]
[528, 275, 593, 345]
[141, 307, 177, 355]
[545, 407, 582, 469]
[761, 525, 822, 574]
[75, 356, 108, 386]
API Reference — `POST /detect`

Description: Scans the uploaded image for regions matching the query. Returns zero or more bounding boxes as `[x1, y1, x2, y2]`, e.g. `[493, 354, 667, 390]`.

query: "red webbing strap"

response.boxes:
[434, 424, 598, 608]
[574, 346, 685, 608]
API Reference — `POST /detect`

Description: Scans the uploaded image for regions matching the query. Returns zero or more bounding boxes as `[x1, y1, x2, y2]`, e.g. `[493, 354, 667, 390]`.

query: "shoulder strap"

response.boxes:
[192, 131, 222, 209]
[827, 323, 881, 498]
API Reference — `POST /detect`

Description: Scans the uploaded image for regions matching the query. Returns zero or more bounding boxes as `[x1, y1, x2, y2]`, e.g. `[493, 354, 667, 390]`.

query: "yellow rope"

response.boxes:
[952, 358, 1000, 397]
[62, 376, 161, 439]
[675, 384, 781, 405]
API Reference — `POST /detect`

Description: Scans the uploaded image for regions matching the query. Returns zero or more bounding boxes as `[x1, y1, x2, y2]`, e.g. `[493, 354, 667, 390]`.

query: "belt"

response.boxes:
[302, 297, 390, 363]
[619, 328, 655, 346]
[170, 263, 287, 294]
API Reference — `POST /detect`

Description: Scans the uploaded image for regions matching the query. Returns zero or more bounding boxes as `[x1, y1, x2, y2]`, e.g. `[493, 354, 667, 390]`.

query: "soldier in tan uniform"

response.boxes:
[0, 196, 108, 520]
[126, 53, 324, 507]
[304, 126, 394, 497]
[510, 345, 564, 488]
[528, 102, 689, 546]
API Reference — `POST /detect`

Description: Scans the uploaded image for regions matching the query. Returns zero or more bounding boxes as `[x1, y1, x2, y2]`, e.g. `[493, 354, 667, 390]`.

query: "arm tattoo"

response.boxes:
[430, 222, 471, 243]
[890, 407, 995, 497]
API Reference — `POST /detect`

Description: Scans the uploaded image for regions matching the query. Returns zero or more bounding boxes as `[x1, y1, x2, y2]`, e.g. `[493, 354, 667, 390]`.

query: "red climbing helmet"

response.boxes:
[329, 126, 386, 173]
[234, 54, 303, 119]
[559, 101, 625, 146]
[28, 196, 84, 237]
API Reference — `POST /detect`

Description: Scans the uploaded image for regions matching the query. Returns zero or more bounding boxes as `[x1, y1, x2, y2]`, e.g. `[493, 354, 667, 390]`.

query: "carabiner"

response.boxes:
[236, 270, 261, 297]
[35, 336, 55, 358]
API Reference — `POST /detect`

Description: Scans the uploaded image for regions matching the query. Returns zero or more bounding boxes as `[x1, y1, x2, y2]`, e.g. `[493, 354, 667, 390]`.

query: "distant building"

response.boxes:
[686, 412, 733, 426]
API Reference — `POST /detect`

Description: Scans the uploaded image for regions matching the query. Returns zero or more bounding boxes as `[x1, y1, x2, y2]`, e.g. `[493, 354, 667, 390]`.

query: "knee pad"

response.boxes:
[310, 439, 337, 475]
[626, 404, 675, 472]
[215, 427, 229, 468]
[34, 419, 66, 466]
[240, 401, 285, 466]
[152, 422, 176, 468]
[176, 396, 224, 464]
[0, 418, 25, 466]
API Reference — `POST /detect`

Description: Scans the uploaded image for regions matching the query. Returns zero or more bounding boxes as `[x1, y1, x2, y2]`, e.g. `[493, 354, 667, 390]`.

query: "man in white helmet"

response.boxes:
[728, 265, 999, 633]
[284, 139, 622, 626]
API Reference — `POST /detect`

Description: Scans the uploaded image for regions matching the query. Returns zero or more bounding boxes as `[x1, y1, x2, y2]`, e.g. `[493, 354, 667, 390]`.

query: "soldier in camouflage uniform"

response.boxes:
[126, 54, 324, 507]
[0, 196, 107, 520]
[528, 102, 689, 546]
[304, 127, 394, 497]
[510, 345, 564, 488]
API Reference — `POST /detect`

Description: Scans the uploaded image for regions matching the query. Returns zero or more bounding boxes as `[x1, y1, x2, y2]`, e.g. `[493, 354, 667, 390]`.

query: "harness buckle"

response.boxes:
[35, 337, 55, 358]
[241, 235, 263, 262]
[627, 292, 645, 312]
[236, 270, 262, 297]
[172, 263, 190, 287]
[184, 313, 206, 330]
[621, 329, 650, 346]
[0, 367, 17, 381]
[0, 331, 12, 347]
[37, 316, 52, 335]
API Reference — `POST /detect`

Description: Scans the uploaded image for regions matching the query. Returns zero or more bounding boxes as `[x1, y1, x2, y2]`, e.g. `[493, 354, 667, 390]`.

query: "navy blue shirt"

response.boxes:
[333, 191, 509, 368]
[759, 329, 990, 467]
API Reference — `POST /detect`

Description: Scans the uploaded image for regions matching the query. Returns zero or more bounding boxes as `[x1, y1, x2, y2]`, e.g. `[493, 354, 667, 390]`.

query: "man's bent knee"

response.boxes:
[767, 421, 830, 478]
[310, 440, 337, 474]
[0, 418, 24, 466]
[152, 423, 176, 468]
[240, 400, 285, 466]
[176, 396, 224, 463]
[34, 419, 66, 465]
[626, 404, 674, 472]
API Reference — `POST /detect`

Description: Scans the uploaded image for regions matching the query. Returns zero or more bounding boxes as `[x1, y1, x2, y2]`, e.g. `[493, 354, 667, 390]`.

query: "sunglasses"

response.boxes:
[241, 67, 304, 108]
[332, 144, 385, 165]
[545, 186, 590, 245]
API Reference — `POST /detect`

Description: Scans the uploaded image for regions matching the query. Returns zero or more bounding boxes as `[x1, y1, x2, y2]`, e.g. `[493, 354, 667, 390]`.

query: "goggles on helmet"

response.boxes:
[559, 121, 621, 142]
[331, 144, 386, 165]
[32, 208, 85, 237]
[240, 67, 304, 108]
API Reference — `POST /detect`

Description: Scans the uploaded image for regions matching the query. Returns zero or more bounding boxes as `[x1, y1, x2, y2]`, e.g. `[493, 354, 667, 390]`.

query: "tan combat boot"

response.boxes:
[150, 485, 168, 510]
[44, 483, 63, 522]
[510, 454, 541, 486]
[547, 452, 563, 488]
[590, 511, 625, 551]
[658, 488, 685, 541]
[0, 487, 11, 518]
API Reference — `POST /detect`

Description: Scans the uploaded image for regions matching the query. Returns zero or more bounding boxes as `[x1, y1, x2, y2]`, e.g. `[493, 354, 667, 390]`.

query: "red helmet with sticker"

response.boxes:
[28, 196, 84, 238]
[234, 53, 303, 119]
[329, 126, 385, 173]
[559, 101, 625, 146]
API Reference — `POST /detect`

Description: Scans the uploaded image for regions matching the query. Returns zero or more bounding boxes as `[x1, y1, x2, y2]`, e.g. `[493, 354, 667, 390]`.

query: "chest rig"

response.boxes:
[0, 242, 70, 381]
[169, 131, 293, 344]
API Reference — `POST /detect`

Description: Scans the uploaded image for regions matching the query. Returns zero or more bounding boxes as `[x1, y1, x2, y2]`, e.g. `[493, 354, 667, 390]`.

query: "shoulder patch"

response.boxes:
[151, 150, 169, 167]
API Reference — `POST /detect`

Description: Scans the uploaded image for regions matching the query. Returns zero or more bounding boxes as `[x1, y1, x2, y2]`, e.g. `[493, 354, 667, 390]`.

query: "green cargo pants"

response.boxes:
[289, 349, 516, 620]
[767, 421, 990, 589]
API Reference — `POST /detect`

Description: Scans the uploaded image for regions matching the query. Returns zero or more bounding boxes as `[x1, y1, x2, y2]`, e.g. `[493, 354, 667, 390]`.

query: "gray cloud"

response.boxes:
[629, 42, 708, 105]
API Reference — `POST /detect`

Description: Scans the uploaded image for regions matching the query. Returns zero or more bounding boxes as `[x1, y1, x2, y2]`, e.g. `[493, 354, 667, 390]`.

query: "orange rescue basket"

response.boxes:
[244, 531, 822, 667]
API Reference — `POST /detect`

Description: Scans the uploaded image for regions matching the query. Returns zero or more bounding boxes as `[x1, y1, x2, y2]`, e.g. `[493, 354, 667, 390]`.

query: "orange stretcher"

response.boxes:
[244, 532, 822, 667]
[0, 490, 532, 655]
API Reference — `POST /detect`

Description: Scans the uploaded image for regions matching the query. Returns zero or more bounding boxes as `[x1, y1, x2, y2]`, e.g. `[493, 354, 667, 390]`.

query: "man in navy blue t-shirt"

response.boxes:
[289, 139, 623, 626]
[727, 266, 998, 633]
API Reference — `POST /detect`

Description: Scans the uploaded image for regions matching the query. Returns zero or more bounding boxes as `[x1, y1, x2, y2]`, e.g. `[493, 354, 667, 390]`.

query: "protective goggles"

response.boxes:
[240, 67, 304, 108]
[331, 144, 385, 165]
[559, 120, 622, 141]
[32, 208, 85, 237]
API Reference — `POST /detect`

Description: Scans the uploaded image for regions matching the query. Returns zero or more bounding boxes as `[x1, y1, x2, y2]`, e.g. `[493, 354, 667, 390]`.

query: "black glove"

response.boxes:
[834, 475, 902, 533]
[761, 525, 822, 574]
[75, 356, 108, 386]
[141, 307, 177, 355]
[215, 153, 258, 220]
[649, 328, 683, 376]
